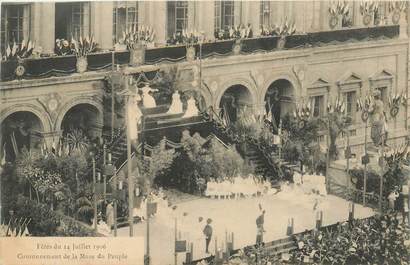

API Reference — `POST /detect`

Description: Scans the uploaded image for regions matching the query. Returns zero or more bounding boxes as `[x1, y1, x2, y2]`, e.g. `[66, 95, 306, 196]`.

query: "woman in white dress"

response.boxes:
[167, 91, 183, 114]
[183, 96, 199, 118]
[141, 84, 158, 108]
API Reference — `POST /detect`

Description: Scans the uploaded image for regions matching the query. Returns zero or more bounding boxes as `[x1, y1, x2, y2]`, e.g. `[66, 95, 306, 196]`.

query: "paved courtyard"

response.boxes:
[118, 189, 374, 265]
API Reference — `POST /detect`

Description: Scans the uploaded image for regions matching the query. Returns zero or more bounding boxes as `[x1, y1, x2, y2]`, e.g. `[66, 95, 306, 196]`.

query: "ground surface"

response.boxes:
[117, 187, 374, 265]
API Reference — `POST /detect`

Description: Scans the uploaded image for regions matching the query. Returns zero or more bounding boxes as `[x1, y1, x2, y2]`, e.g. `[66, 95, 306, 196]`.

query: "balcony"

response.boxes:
[0, 25, 399, 82]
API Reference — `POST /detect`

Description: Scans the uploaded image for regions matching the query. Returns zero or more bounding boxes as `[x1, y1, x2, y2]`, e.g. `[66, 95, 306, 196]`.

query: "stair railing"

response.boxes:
[202, 106, 282, 178]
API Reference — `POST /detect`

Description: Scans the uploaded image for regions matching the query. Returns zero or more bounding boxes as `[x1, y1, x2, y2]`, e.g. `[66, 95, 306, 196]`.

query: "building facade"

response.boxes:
[1, 1, 410, 162]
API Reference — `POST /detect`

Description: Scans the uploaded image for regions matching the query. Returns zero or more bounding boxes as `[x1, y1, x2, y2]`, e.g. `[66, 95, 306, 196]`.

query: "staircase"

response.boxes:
[244, 144, 270, 176]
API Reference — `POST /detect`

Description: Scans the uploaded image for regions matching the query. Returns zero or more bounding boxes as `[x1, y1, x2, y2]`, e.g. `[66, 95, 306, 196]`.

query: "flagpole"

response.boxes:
[125, 84, 134, 237]
[92, 156, 97, 232]
[174, 218, 177, 265]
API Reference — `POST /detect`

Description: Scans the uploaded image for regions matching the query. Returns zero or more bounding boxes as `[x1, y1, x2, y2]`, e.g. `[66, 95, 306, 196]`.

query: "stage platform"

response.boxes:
[117, 188, 374, 265]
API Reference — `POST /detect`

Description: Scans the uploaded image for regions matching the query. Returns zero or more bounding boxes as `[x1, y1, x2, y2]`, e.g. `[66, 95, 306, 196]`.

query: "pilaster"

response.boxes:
[39, 2, 55, 54]
[198, 1, 215, 40]
[92, 1, 113, 50]
[151, 1, 167, 44]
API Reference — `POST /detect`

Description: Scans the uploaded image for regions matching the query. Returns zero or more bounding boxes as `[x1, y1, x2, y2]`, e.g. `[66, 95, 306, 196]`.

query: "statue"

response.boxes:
[183, 96, 199, 118]
[105, 201, 114, 231]
[127, 93, 142, 141]
[140, 83, 158, 108]
[167, 91, 183, 114]
[369, 90, 388, 147]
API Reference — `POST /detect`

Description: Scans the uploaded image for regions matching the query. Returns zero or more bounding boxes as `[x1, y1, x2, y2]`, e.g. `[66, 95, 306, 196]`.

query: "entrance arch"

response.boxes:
[60, 103, 102, 139]
[1, 111, 44, 162]
[218, 84, 253, 124]
[264, 79, 295, 129]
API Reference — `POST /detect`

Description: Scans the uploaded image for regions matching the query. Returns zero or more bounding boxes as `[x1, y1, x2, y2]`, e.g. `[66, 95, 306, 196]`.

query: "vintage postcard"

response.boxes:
[1, 1, 409, 265]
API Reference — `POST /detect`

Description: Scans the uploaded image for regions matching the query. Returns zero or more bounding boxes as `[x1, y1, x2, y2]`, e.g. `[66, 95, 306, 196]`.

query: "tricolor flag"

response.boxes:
[51, 141, 56, 154]
[1, 143, 6, 166]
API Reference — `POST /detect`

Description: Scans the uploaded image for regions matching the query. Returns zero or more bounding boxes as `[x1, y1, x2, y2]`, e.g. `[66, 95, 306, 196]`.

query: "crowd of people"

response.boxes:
[204, 175, 277, 199]
[193, 214, 410, 265]
[287, 214, 410, 265]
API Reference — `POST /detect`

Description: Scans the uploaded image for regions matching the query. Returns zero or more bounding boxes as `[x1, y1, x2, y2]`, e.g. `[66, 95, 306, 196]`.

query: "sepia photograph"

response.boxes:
[1, 0, 410, 264]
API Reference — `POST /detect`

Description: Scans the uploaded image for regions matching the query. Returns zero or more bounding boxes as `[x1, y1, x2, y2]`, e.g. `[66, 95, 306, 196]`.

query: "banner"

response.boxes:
[175, 240, 186, 253]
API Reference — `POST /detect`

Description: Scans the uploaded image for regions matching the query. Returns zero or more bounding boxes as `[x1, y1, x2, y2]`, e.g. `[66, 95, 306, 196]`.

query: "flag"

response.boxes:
[11, 132, 18, 157]
[1, 143, 6, 166]
[51, 141, 56, 154]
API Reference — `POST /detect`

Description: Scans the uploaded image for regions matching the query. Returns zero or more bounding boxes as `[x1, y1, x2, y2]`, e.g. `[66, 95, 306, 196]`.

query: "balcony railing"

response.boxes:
[0, 25, 399, 82]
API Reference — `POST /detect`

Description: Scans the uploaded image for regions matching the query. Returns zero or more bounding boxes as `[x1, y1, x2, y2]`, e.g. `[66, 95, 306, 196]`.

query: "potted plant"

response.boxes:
[360, 1, 377, 27]
[71, 36, 97, 73]
[122, 25, 155, 66]
[388, 1, 407, 25]
[329, 1, 350, 29]
[274, 19, 296, 50]
[181, 29, 203, 61]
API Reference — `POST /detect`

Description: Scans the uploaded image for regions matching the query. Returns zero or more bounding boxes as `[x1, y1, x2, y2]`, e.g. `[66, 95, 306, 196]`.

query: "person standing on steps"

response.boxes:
[256, 210, 266, 245]
[203, 218, 213, 254]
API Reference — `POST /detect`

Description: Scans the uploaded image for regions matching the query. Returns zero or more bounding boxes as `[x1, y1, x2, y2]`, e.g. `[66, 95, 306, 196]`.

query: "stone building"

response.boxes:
[1, 1, 409, 164]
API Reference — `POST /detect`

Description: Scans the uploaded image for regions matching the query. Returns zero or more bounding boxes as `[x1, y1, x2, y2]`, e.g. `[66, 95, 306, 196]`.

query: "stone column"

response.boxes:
[198, 1, 215, 40]
[188, 1, 196, 30]
[37, 2, 55, 54]
[41, 131, 62, 150]
[92, 1, 113, 50]
[399, 10, 408, 39]
[311, 0, 321, 31]
[248, 1, 260, 36]
[151, 1, 167, 45]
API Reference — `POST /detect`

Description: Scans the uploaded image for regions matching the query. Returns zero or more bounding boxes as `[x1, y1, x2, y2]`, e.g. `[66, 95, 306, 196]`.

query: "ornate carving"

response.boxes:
[37, 93, 62, 124]
[129, 45, 146, 66]
[232, 39, 242, 55]
[76, 57, 88, 73]
[186, 46, 196, 61]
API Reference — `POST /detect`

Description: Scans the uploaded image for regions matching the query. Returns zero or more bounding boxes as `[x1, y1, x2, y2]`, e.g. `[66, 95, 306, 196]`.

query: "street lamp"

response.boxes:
[357, 94, 372, 206]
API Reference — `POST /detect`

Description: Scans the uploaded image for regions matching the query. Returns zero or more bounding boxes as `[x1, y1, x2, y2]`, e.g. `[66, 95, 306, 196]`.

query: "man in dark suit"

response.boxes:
[203, 218, 213, 254]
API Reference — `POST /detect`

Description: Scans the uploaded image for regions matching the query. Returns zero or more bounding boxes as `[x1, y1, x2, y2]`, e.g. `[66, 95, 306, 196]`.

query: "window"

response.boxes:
[310, 95, 324, 118]
[260, 1, 271, 27]
[1, 4, 30, 50]
[376, 86, 388, 105]
[344, 91, 357, 122]
[55, 2, 90, 40]
[113, 1, 138, 44]
[214, 0, 235, 32]
[167, 1, 188, 38]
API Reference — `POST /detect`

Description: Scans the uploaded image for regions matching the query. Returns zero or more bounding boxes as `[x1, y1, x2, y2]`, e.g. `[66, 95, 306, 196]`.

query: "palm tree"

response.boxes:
[65, 129, 89, 154]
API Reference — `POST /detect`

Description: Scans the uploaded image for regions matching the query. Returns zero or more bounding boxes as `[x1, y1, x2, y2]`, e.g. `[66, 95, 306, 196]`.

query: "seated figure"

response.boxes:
[167, 91, 183, 114]
[183, 96, 199, 118]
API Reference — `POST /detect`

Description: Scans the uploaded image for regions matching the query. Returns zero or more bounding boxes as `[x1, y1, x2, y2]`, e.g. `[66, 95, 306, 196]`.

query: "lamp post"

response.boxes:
[92, 155, 97, 232]
[357, 95, 372, 206]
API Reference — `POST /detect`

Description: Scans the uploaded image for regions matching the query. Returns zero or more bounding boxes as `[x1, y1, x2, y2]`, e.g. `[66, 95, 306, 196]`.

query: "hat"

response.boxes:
[207, 218, 212, 224]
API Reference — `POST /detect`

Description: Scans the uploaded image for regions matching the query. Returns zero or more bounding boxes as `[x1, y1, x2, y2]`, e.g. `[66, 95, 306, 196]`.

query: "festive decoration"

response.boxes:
[1, 40, 36, 61]
[121, 25, 155, 50]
